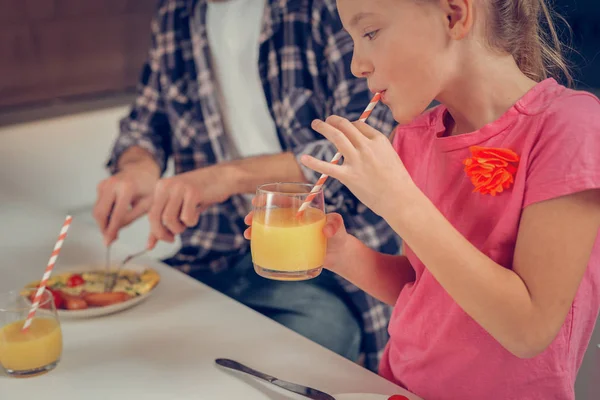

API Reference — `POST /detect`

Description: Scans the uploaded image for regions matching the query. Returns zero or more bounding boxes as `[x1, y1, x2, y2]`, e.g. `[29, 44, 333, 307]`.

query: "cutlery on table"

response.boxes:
[215, 358, 335, 400]
[105, 236, 157, 292]
[105, 248, 149, 292]
[103, 245, 112, 291]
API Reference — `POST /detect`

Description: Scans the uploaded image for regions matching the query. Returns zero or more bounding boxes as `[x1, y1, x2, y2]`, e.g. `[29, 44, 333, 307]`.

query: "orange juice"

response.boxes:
[0, 318, 62, 372]
[251, 207, 326, 274]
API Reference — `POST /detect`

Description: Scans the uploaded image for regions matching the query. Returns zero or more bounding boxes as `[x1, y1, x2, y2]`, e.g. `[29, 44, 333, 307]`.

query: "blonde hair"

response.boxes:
[485, 0, 573, 86]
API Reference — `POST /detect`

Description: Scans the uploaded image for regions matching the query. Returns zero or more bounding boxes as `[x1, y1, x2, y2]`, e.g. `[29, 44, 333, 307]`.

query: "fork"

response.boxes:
[105, 248, 149, 292]
[104, 235, 158, 291]
[103, 245, 112, 291]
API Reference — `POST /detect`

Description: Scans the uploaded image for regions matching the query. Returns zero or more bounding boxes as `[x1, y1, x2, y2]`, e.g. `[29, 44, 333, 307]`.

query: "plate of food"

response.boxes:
[21, 264, 160, 318]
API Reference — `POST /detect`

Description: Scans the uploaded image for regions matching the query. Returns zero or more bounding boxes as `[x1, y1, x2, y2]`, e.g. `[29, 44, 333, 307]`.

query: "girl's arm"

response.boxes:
[389, 187, 600, 358]
[326, 227, 415, 305]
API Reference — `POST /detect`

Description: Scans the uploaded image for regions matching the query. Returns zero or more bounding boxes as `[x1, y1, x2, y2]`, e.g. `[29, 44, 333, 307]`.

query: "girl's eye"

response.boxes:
[363, 30, 379, 40]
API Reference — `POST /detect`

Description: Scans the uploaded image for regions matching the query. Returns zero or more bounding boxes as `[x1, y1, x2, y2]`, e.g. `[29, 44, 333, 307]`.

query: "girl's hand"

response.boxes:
[301, 116, 415, 217]
[243, 211, 352, 272]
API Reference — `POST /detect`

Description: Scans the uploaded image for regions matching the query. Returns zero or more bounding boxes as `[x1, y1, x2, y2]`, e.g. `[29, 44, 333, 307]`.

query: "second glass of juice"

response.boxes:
[251, 182, 326, 281]
[0, 288, 63, 378]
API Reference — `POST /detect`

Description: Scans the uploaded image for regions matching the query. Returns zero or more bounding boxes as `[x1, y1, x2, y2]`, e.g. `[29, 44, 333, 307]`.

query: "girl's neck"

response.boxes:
[437, 52, 538, 136]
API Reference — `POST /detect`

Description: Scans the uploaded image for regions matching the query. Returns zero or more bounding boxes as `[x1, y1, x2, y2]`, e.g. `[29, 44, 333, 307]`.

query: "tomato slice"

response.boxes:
[66, 274, 85, 287]
[28, 287, 65, 309]
[52, 289, 65, 309]
[42, 289, 65, 310]
[388, 396, 409, 400]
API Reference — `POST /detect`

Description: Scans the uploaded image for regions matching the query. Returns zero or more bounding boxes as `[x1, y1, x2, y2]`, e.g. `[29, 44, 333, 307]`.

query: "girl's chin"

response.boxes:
[391, 108, 416, 125]
[390, 102, 432, 125]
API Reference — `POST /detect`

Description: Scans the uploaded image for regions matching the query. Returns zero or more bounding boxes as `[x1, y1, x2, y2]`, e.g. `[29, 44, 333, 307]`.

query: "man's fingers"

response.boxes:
[93, 187, 116, 233]
[146, 234, 158, 250]
[121, 196, 153, 228]
[104, 189, 134, 246]
[181, 189, 202, 227]
[148, 185, 173, 242]
[161, 188, 186, 235]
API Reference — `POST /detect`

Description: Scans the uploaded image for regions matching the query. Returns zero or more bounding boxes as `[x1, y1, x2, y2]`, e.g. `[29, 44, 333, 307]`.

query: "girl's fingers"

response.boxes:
[323, 213, 344, 238]
[326, 115, 368, 147]
[300, 155, 344, 181]
[351, 120, 382, 140]
[244, 212, 253, 226]
[311, 118, 357, 159]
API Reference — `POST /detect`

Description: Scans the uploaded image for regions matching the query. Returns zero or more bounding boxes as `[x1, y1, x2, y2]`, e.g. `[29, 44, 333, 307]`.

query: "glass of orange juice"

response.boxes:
[0, 288, 63, 377]
[251, 182, 327, 281]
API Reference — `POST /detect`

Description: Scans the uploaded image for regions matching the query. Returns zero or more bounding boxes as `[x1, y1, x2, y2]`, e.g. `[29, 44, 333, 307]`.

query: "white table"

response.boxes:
[0, 195, 419, 399]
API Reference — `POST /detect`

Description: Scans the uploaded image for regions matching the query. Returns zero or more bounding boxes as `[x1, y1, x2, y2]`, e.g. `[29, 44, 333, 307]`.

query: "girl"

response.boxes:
[245, 0, 600, 398]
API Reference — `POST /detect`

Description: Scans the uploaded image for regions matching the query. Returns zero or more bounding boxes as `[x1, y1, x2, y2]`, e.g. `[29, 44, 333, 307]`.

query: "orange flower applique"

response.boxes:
[463, 146, 520, 196]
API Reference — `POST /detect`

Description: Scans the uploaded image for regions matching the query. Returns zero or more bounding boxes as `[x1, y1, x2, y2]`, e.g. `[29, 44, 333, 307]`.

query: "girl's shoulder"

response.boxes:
[527, 86, 600, 153]
[518, 79, 600, 125]
[520, 84, 600, 208]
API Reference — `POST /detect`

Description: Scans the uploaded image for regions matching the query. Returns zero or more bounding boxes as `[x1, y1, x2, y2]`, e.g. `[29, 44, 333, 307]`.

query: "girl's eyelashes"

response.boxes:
[363, 30, 380, 40]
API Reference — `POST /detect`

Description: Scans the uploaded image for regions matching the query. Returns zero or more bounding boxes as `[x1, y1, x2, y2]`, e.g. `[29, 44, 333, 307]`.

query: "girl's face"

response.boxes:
[337, 0, 459, 124]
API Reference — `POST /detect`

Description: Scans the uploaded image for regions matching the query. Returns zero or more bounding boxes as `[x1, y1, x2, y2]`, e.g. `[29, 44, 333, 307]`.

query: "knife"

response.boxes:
[215, 358, 335, 400]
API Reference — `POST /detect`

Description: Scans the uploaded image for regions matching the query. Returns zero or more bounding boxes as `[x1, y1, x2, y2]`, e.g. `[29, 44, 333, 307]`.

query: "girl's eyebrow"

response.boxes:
[349, 12, 377, 28]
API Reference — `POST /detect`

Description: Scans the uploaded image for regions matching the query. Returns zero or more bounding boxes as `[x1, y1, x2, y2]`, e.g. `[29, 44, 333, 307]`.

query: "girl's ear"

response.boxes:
[439, 0, 474, 40]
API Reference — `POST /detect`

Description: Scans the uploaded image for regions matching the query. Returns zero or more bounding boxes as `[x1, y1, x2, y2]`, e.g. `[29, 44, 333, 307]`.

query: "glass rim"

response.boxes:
[0, 288, 54, 313]
[256, 182, 323, 196]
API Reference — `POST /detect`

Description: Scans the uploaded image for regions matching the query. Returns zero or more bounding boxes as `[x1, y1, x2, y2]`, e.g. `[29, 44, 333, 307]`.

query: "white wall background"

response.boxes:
[0, 104, 179, 259]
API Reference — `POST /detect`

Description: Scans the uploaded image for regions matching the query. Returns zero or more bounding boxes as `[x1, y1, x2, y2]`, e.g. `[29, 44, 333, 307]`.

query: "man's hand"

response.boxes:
[147, 165, 234, 243]
[94, 167, 159, 246]
[94, 147, 161, 246]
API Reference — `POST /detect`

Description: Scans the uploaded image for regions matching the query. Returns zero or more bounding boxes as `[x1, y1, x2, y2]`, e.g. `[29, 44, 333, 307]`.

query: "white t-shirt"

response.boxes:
[204, 0, 282, 159]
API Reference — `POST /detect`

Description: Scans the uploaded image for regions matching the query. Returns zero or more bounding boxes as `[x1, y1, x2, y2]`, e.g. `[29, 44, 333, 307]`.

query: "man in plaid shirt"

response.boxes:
[94, 0, 400, 372]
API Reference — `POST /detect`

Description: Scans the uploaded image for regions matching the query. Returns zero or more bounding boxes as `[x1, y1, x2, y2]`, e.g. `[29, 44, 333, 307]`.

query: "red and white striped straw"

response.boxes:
[297, 92, 382, 216]
[22, 215, 73, 332]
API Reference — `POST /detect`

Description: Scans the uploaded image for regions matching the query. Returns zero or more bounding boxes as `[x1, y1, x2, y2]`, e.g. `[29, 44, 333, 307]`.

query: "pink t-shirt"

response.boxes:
[380, 79, 600, 400]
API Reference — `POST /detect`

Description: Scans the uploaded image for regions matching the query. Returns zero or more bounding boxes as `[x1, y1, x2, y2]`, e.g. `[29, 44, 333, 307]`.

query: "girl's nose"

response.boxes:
[350, 51, 373, 79]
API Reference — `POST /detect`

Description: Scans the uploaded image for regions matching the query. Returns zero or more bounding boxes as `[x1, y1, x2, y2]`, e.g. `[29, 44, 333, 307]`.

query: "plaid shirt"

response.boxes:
[108, 0, 401, 371]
